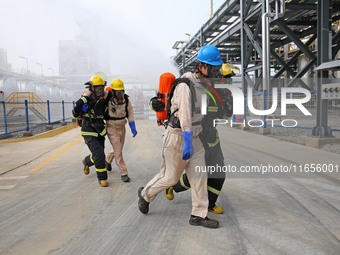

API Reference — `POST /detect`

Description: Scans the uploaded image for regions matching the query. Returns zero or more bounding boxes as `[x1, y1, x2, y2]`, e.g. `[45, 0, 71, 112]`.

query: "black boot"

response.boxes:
[105, 161, 112, 171]
[138, 187, 149, 214]
[121, 175, 130, 182]
[189, 215, 219, 229]
[82, 159, 90, 175]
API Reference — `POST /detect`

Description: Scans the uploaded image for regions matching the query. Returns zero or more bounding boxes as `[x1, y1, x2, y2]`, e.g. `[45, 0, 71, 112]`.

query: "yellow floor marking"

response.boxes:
[31, 137, 83, 173]
[0, 176, 28, 180]
[0, 185, 16, 190]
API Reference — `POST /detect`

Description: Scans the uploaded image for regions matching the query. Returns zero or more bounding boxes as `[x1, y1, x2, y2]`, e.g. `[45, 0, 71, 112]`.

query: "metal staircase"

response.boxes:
[4, 92, 47, 121]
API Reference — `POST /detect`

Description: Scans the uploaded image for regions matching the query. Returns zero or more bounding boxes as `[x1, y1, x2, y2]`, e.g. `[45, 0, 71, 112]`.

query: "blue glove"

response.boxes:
[129, 121, 137, 137]
[182, 131, 194, 160]
[81, 103, 89, 113]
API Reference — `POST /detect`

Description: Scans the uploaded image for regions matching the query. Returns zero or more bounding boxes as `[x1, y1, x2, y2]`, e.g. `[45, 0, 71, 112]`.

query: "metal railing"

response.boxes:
[0, 100, 74, 136]
[5, 92, 46, 121]
[3, 90, 338, 137]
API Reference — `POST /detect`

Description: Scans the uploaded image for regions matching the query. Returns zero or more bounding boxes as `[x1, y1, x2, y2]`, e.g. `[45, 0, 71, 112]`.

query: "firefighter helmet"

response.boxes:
[111, 79, 125, 90]
[89, 75, 105, 86]
[220, 63, 234, 76]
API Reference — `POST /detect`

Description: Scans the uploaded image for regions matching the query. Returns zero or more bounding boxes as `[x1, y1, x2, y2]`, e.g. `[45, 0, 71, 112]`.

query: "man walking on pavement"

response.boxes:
[105, 78, 137, 182]
[72, 74, 109, 187]
[164, 62, 235, 214]
[150, 53, 234, 215]
[138, 45, 223, 229]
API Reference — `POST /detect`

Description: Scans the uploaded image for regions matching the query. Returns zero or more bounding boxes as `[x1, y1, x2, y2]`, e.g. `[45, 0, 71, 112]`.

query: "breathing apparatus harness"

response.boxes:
[80, 82, 107, 126]
[107, 91, 129, 121]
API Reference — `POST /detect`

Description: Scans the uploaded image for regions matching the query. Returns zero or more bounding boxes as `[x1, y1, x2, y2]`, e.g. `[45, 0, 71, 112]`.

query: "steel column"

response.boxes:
[313, 0, 333, 137]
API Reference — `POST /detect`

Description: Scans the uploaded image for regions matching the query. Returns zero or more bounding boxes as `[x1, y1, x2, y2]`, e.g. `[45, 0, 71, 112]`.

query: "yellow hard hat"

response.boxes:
[111, 79, 125, 90]
[89, 74, 105, 86]
[95, 72, 108, 82]
[220, 63, 234, 76]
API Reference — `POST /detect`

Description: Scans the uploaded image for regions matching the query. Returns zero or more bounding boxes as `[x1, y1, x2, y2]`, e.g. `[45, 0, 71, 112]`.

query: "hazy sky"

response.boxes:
[0, 0, 224, 83]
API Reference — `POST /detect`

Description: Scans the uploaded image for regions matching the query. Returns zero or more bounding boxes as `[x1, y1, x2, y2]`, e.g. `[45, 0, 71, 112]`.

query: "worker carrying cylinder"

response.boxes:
[138, 45, 225, 229]
[149, 47, 236, 214]
[149, 72, 176, 126]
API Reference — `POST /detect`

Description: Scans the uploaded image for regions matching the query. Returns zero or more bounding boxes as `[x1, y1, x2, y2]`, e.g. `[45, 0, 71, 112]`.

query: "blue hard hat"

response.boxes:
[196, 45, 223, 66]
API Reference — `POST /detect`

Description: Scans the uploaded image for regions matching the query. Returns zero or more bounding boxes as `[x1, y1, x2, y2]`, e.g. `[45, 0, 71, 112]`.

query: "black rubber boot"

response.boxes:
[138, 187, 149, 214]
[121, 175, 130, 182]
[189, 215, 219, 229]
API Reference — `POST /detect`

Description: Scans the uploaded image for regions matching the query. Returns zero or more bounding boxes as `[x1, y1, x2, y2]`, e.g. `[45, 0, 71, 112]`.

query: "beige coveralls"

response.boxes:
[106, 96, 134, 176]
[141, 72, 209, 218]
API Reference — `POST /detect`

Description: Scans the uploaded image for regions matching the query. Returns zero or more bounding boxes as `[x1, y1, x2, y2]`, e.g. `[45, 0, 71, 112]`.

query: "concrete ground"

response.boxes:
[0, 120, 339, 255]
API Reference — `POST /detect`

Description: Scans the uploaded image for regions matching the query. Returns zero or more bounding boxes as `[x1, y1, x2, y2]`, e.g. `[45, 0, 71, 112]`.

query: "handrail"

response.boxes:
[0, 100, 75, 136]
[4, 92, 46, 118]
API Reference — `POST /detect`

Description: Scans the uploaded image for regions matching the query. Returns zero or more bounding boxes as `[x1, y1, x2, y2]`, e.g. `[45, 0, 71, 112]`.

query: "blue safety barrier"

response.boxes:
[0, 100, 74, 137]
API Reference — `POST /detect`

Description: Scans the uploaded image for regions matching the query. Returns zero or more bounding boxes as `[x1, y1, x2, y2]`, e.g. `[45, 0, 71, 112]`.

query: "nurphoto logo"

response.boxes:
[202, 84, 312, 128]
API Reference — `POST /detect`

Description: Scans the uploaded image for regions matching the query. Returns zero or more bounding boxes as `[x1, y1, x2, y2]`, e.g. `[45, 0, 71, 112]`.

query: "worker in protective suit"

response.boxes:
[138, 45, 224, 229]
[150, 62, 235, 214]
[72, 74, 109, 187]
[105, 79, 137, 182]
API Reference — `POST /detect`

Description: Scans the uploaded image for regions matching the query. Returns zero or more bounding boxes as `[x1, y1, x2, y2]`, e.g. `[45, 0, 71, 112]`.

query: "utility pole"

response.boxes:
[210, 0, 213, 18]
[19, 56, 29, 73]
[36, 62, 44, 76]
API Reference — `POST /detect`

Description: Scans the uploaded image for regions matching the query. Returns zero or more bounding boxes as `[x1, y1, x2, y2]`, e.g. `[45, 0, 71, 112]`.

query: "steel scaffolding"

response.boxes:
[172, 0, 340, 137]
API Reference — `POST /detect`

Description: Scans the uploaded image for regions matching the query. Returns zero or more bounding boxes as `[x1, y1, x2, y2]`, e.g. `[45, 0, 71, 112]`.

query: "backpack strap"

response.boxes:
[124, 94, 129, 118]
[166, 78, 196, 118]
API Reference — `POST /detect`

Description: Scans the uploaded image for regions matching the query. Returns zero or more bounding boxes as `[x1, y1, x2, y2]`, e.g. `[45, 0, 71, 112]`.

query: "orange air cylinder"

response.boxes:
[156, 72, 176, 125]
